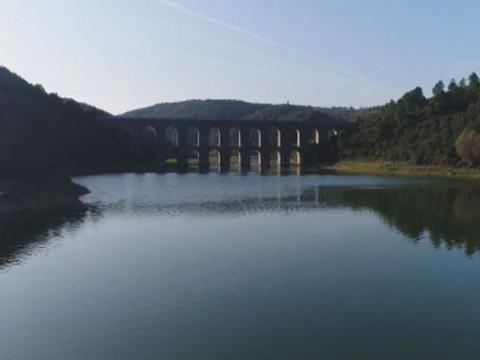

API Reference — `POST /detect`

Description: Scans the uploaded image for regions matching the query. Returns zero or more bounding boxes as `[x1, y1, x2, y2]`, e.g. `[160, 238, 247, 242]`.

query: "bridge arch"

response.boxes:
[229, 128, 241, 147]
[328, 129, 339, 137]
[230, 149, 241, 169]
[250, 129, 262, 147]
[328, 129, 339, 145]
[209, 149, 221, 168]
[291, 129, 301, 147]
[271, 127, 281, 147]
[186, 126, 200, 147]
[291, 150, 302, 166]
[141, 126, 157, 148]
[209, 127, 221, 147]
[188, 149, 200, 167]
[307, 129, 321, 144]
[270, 150, 281, 167]
[250, 150, 262, 168]
[165, 126, 179, 147]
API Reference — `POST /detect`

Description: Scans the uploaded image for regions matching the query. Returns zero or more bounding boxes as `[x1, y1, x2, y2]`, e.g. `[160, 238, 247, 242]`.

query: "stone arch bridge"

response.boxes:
[100, 117, 356, 171]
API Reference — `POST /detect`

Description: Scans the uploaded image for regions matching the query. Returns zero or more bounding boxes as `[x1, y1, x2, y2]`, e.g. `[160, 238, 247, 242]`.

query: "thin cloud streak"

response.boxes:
[153, 0, 397, 97]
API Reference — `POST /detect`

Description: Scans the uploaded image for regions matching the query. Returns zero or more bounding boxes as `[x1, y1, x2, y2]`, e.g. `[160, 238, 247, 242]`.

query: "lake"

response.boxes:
[1, 172, 480, 359]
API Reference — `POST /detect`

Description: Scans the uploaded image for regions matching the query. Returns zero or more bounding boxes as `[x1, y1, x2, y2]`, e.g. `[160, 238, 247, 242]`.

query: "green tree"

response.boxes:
[469, 72, 480, 89]
[448, 78, 458, 92]
[398, 87, 426, 112]
[432, 81, 445, 96]
[467, 73, 480, 102]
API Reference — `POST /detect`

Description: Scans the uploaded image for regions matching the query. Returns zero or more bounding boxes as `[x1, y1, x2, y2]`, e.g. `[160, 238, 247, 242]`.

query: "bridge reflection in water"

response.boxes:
[100, 117, 356, 171]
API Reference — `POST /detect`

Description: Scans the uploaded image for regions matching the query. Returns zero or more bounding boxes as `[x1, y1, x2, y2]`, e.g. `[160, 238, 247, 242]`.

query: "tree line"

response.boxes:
[339, 72, 480, 166]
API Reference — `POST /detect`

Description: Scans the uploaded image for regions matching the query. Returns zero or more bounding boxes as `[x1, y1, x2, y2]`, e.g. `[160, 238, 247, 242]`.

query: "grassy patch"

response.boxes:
[333, 160, 480, 179]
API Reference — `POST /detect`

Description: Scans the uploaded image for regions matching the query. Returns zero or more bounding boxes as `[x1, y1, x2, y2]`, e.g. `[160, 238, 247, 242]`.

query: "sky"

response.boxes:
[1, 0, 480, 114]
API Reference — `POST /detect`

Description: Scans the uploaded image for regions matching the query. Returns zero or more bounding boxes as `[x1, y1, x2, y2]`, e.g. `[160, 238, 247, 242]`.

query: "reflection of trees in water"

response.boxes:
[2, 183, 480, 270]
[321, 185, 480, 256]
[116, 184, 480, 256]
[0, 208, 89, 270]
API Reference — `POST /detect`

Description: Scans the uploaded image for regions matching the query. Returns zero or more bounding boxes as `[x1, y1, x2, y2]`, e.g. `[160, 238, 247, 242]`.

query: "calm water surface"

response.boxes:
[1, 172, 480, 359]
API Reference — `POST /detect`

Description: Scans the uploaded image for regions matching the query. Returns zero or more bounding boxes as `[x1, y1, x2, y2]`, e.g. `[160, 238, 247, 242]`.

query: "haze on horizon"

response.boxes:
[2, 0, 479, 114]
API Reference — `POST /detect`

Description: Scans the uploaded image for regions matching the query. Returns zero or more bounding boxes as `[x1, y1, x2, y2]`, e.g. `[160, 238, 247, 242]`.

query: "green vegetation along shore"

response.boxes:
[333, 160, 480, 179]
[339, 73, 480, 167]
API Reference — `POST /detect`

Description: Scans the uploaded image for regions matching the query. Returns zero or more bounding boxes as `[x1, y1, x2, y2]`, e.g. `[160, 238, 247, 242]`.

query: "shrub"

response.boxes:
[455, 128, 480, 166]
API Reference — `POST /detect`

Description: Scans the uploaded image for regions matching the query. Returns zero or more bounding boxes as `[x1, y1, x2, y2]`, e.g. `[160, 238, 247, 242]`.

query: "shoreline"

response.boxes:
[0, 178, 89, 216]
[331, 160, 480, 180]
[3, 160, 479, 217]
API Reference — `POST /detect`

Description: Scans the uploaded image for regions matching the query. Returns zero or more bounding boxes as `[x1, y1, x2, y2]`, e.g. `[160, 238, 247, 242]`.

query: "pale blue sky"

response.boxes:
[1, 0, 479, 114]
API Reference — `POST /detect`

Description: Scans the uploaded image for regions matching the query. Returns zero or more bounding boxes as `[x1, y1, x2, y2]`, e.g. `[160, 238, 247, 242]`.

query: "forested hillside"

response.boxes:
[123, 99, 365, 122]
[123, 100, 265, 120]
[245, 104, 335, 122]
[0, 66, 134, 179]
[339, 73, 480, 166]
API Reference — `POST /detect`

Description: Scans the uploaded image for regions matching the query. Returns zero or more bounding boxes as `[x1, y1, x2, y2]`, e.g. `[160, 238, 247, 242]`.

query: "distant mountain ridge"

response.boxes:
[123, 99, 365, 122]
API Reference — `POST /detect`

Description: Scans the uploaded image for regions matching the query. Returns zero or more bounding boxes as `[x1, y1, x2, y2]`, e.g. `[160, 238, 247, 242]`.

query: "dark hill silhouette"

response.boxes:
[0, 66, 135, 179]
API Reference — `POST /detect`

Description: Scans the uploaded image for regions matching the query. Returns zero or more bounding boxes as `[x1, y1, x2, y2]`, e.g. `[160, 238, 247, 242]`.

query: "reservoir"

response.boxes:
[1, 172, 480, 359]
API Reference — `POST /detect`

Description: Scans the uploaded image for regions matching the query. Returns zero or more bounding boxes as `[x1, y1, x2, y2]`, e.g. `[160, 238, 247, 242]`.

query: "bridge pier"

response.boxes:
[155, 147, 166, 168]
[281, 149, 291, 170]
[240, 148, 251, 170]
[196, 129, 209, 171]
[220, 148, 231, 172]
[199, 147, 210, 171]
[177, 151, 188, 171]
[261, 148, 271, 170]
